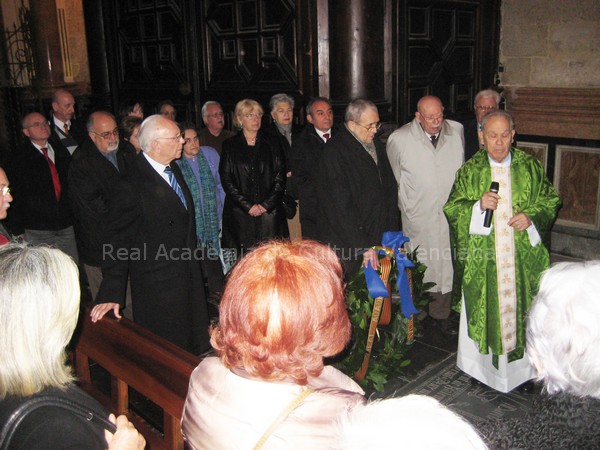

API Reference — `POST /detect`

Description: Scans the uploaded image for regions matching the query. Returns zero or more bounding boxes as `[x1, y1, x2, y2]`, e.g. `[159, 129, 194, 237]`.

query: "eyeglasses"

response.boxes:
[91, 128, 119, 139]
[354, 121, 382, 131]
[476, 105, 497, 112]
[24, 121, 49, 129]
[206, 112, 224, 119]
[184, 136, 200, 144]
[1, 185, 10, 196]
[421, 114, 443, 123]
[244, 113, 263, 120]
[156, 132, 183, 141]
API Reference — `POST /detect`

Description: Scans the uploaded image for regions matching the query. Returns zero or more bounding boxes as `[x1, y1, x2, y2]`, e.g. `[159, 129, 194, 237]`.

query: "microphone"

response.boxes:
[483, 181, 500, 228]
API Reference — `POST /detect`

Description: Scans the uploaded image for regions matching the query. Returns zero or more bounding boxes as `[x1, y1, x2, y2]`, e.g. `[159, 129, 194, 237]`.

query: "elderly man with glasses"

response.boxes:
[386, 95, 464, 337]
[315, 98, 399, 277]
[91, 114, 211, 355]
[198, 101, 235, 154]
[463, 89, 502, 161]
[5, 111, 78, 261]
[69, 111, 136, 305]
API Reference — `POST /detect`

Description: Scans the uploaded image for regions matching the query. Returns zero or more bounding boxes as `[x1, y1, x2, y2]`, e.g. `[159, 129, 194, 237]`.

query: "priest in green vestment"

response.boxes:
[444, 110, 561, 392]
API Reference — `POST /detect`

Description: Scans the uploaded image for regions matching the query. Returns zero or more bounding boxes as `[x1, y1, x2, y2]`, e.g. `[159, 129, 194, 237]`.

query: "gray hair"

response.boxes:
[480, 110, 514, 131]
[201, 101, 222, 117]
[344, 98, 377, 123]
[474, 89, 501, 108]
[306, 97, 331, 116]
[337, 395, 488, 449]
[138, 114, 169, 152]
[0, 244, 80, 399]
[269, 93, 295, 112]
[527, 260, 600, 399]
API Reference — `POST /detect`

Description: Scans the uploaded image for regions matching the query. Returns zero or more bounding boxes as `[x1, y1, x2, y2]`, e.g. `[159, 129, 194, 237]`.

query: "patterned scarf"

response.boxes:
[178, 153, 220, 251]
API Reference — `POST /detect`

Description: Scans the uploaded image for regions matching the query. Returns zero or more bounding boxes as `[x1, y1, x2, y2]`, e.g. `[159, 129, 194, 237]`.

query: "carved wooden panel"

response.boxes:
[404, 3, 476, 117]
[394, 0, 499, 123]
[116, 0, 187, 87]
[200, 0, 299, 99]
[104, 0, 195, 119]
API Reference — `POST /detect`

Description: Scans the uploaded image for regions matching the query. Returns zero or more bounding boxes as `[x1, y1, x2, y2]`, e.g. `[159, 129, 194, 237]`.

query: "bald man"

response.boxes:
[50, 89, 86, 154]
[69, 111, 136, 301]
[386, 96, 464, 336]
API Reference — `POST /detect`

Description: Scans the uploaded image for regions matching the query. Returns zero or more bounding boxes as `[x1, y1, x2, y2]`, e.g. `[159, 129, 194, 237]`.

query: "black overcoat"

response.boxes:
[68, 138, 135, 266]
[96, 153, 209, 353]
[315, 126, 399, 275]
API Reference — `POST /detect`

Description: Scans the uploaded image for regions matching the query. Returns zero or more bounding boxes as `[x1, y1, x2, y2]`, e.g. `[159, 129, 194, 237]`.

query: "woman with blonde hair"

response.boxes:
[219, 99, 288, 263]
[0, 244, 144, 449]
[182, 240, 364, 449]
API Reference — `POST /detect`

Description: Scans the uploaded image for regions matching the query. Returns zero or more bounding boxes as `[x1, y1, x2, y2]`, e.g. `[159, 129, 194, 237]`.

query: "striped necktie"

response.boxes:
[164, 166, 187, 209]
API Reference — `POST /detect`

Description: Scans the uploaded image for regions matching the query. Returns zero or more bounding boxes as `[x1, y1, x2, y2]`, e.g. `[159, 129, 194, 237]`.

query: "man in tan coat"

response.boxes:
[386, 96, 464, 335]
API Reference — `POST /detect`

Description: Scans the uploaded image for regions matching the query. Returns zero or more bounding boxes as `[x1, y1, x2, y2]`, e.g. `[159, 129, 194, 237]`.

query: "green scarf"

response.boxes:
[178, 153, 220, 252]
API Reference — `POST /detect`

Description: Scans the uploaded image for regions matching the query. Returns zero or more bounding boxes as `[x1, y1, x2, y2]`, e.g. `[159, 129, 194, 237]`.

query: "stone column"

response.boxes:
[328, 0, 387, 111]
[82, 0, 112, 110]
[29, 0, 65, 91]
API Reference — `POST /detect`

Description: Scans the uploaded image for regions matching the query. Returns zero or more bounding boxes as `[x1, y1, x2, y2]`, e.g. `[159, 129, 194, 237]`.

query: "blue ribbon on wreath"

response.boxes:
[363, 231, 420, 318]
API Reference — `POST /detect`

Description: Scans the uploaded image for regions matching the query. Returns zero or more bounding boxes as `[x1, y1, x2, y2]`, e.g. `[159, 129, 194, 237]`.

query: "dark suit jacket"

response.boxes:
[50, 115, 87, 148]
[96, 153, 209, 353]
[6, 136, 73, 234]
[290, 125, 330, 239]
[68, 138, 136, 266]
[316, 126, 399, 276]
[463, 118, 480, 161]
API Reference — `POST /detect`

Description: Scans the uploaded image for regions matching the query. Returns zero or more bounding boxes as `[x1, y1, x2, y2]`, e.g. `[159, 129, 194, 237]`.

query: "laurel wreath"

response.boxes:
[332, 248, 435, 392]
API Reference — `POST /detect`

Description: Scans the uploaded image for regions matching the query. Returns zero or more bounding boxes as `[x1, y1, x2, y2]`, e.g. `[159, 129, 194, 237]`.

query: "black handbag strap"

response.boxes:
[0, 394, 116, 449]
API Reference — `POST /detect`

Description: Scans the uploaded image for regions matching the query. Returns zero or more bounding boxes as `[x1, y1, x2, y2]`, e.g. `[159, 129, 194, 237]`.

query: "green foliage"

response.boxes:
[333, 250, 435, 392]
[405, 247, 437, 311]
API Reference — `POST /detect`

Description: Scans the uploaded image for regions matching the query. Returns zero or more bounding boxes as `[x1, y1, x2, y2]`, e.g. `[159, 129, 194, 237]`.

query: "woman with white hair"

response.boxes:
[0, 244, 145, 449]
[336, 395, 487, 450]
[479, 260, 600, 448]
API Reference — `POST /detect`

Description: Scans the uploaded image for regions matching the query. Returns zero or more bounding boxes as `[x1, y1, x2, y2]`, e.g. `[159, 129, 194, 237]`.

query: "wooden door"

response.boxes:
[393, 0, 500, 123]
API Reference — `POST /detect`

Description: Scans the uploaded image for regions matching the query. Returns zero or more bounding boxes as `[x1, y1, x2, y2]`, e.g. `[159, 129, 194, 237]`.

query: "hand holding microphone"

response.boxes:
[482, 181, 500, 228]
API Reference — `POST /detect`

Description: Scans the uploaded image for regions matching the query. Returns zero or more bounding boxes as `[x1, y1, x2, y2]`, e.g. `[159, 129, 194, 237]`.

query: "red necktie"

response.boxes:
[63, 123, 69, 135]
[323, 133, 330, 142]
[41, 147, 61, 200]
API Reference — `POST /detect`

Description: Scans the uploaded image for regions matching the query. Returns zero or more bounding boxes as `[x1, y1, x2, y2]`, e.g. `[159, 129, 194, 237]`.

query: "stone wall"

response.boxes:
[500, 0, 600, 88]
[500, 0, 600, 261]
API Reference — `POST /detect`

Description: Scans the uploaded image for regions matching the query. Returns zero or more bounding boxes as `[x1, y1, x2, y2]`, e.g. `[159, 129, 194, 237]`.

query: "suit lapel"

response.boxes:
[136, 153, 189, 213]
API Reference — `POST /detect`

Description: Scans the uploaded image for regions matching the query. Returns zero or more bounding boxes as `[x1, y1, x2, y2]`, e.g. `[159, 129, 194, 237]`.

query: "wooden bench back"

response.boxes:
[73, 310, 201, 449]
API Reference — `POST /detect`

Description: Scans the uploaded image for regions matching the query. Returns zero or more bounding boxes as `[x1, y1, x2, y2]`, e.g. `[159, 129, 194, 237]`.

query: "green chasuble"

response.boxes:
[444, 148, 561, 362]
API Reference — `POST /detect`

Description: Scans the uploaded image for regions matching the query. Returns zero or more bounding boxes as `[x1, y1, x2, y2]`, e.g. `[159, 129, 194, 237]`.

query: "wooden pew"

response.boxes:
[72, 309, 201, 449]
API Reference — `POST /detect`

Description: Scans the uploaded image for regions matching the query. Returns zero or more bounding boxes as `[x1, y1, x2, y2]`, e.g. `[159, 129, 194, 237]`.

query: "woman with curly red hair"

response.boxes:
[182, 240, 364, 449]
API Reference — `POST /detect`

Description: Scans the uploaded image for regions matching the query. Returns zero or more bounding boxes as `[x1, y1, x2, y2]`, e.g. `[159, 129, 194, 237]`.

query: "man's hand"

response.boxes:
[362, 248, 380, 270]
[105, 413, 146, 450]
[90, 302, 121, 322]
[508, 212, 532, 231]
[480, 191, 500, 212]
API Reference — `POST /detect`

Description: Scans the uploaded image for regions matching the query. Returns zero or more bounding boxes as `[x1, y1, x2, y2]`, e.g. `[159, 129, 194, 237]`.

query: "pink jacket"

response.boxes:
[182, 357, 365, 449]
